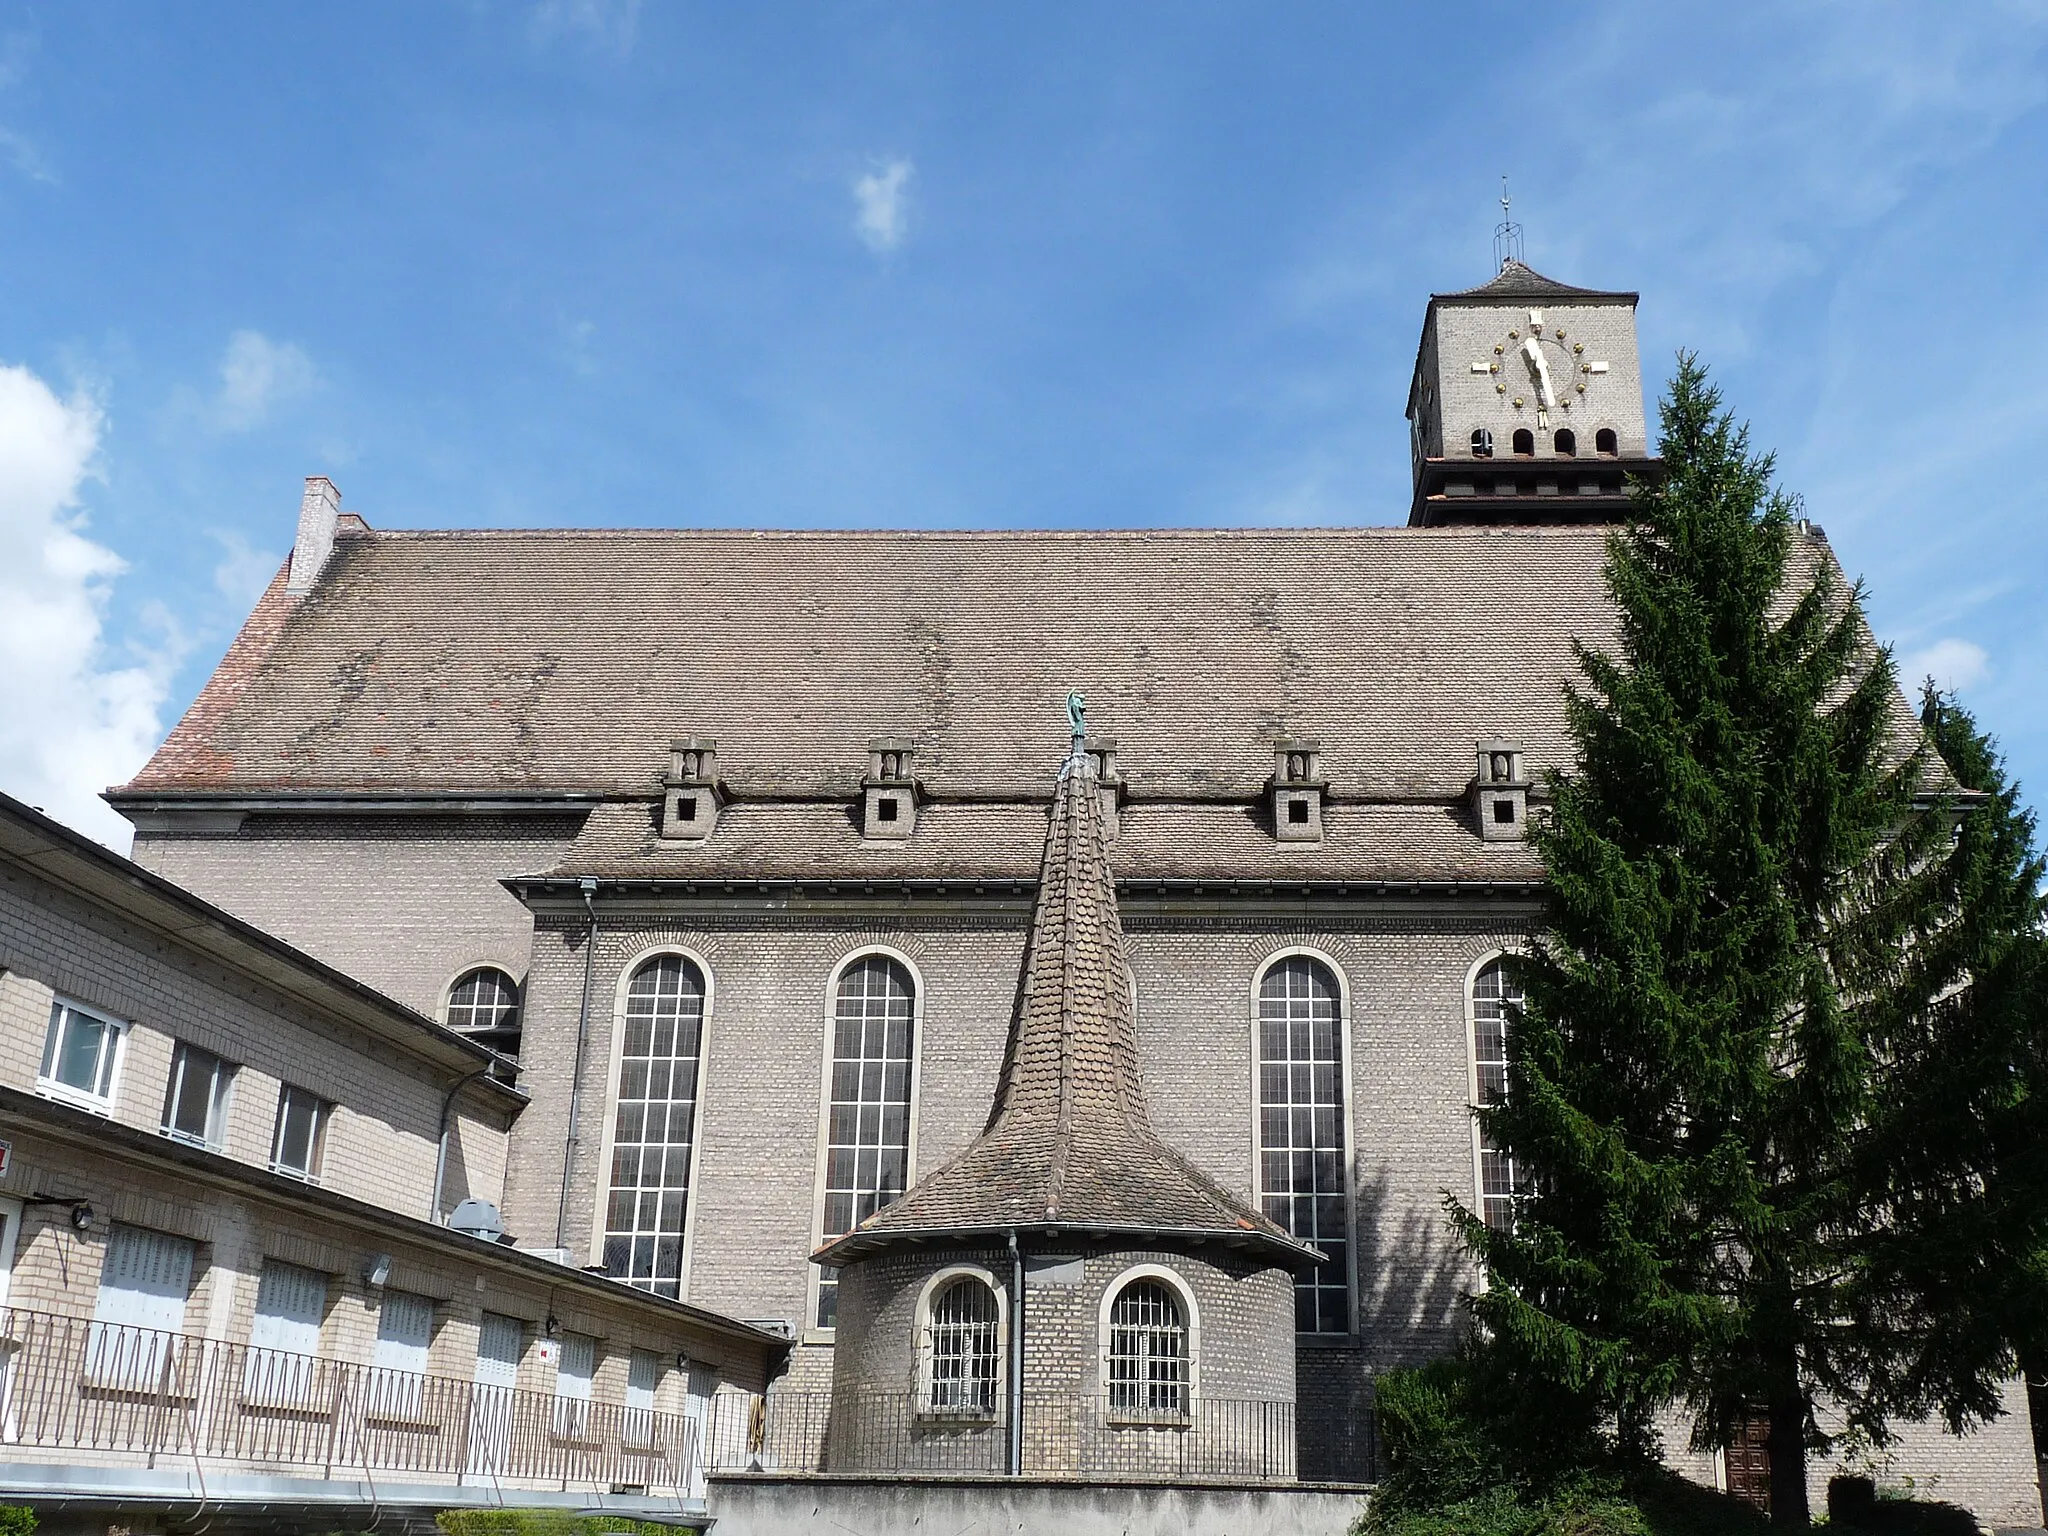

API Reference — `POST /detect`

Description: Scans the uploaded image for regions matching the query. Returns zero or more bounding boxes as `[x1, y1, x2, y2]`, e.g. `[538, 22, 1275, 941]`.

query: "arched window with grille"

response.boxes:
[602, 955, 707, 1297]
[1256, 955, 1349, 1333]
[445, 967, 522, 1057]
[814, 953, 917, 1329]
[1470, 427, 1494, 459]
[1471, 956, 1526, 1231]
[1104, 1277, 1190, 1416]
[921, 1273, 1001, 1415]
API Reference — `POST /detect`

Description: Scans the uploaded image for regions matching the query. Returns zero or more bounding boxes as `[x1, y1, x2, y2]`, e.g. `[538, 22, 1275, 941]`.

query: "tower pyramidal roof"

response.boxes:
[815, 727, 1318, 1268]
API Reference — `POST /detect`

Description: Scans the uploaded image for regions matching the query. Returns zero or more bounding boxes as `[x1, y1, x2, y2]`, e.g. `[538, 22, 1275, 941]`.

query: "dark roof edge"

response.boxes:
[0, 1085, 784, 1355]
[503, 874, 1547, 901]
[107, 789, 605, 816]
[0, 792, 523, 1104]
[812, 1219, 1324, 1271]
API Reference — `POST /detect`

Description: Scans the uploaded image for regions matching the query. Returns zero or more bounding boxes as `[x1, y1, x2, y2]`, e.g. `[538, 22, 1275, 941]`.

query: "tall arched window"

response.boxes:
[446, 967, 522, 1057]
[1257, 956, 1348, 1333]
[1471, 957, 1526, 1231]
[815, 954, 916, 1328]
[1105, 1280, 1188, 1416]
[603, 955, 706, 1297]
[923, 1275, 1000, 1414]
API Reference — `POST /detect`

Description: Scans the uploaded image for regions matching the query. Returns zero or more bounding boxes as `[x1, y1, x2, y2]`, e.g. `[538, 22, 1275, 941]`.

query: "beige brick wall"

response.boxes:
[0, 858, 509, 1221]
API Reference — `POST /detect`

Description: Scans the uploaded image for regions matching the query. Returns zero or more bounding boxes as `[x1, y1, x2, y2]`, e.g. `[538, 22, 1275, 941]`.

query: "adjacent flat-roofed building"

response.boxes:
[0, 793, 785, 1532]
[98, 264, 2045, 1529]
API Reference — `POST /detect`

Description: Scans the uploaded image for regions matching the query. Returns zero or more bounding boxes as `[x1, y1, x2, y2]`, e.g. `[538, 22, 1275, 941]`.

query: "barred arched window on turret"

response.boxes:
[814, 953, 917, 1328]
[1104, 1279, 1190, 1416]
[1256, 954, 1349, 1333]
[1470, 956, 1526, 1231]
[920, 1273, 1001, 1415]
[602, 954, 706, 1298]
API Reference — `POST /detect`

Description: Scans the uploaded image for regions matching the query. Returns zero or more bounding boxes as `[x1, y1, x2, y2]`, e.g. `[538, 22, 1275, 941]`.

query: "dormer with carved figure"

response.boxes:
[1270, 738, 1327, 844]
[659, 737, 723, 842]
[862, 737, 921, 840]
[1406, 230, 1658, 527]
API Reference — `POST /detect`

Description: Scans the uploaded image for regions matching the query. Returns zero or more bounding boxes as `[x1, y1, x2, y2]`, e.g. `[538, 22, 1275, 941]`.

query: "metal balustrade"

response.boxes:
[708, 1389, 1306, 1481]
[0, 1308, 1338, 1494]
[0, 1308, 705, 1498]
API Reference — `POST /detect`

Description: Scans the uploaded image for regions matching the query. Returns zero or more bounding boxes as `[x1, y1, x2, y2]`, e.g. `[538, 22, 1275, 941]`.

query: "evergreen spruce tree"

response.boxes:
[1458, 357, 2048, 1524]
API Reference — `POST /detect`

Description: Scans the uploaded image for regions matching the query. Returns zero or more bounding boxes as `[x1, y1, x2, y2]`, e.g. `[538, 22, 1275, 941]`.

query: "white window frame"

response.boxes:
[1096, 1263, 1200, 1417]
[161, 1040, 236, 1149]
[1248, 946, 1357, 1337]
[270, 1083, 331, 1181]
[806, 945, 925, 1340]
[588, 945, 716, 1299]
[37, 997, 129, 1113]
[913, 1264, 1007, 1418]
[441, 964, 525, 1040]
[1465, 948, 1527, 1232]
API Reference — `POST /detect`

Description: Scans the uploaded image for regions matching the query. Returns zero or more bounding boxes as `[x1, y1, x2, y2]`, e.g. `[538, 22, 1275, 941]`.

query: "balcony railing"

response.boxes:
[726, 1389, 1303, 1481]
[0, 1309, 706, 1499]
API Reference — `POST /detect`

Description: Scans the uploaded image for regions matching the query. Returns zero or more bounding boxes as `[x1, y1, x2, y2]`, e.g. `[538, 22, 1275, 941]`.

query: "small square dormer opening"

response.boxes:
[1473, 739, 1530, 843]
[1270, 737, 1326, 844]
[862, 737, 920, 841]
[660, 737, 723, 843]
[1085, 736, 1126, 838]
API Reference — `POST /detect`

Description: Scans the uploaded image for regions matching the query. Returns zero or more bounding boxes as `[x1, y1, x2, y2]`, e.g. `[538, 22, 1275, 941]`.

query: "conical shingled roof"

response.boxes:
[814, 737, 1318, 1268]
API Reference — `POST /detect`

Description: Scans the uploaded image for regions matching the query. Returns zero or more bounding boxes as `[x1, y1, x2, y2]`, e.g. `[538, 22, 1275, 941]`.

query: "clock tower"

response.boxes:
[1405, 259, 1658, 527]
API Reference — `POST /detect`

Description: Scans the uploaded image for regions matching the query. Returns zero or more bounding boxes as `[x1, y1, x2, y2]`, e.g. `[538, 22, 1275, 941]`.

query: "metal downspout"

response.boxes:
[429, 1065, 494, 1223]
[554, 877, 601, 1252]
[1007, 1228, 1025, 1476]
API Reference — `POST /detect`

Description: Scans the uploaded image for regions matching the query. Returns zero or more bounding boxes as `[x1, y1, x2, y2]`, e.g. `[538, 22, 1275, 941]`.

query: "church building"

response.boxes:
[86, 261, 2043, 1528]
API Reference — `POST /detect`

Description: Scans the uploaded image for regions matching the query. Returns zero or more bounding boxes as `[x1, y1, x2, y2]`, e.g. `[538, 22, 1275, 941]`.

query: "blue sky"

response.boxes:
[2, 2, 2046, 847]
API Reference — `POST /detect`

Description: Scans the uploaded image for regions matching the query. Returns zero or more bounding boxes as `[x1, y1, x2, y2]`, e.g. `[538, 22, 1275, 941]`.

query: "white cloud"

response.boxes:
[214, 329, 316, 432]
[529, 0, 640, 54]
[853, 158, 915, 254]
[0, 364, 173, 850]
[209, 528, 283, 608]
[1898, 637, 1989, 695]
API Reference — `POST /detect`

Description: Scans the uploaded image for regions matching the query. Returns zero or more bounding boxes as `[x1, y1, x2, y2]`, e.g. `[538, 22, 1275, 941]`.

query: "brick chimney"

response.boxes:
[286, 476, 343, 594]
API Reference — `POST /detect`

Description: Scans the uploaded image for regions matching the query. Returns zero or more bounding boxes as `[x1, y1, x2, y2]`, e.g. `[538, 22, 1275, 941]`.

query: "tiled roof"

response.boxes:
[1435, 260, 1637, 305]
[813, 746, 1320, 1268]
[124, 523, 1627, 802]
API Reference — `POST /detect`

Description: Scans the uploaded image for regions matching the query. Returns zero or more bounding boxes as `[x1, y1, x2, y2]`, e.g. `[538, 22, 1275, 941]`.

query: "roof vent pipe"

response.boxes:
[287, 476, 343, 593]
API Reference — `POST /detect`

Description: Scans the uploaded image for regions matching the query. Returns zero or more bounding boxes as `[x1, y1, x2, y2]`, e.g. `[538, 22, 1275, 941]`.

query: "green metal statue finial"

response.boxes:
[1066, 690, 1086, 746]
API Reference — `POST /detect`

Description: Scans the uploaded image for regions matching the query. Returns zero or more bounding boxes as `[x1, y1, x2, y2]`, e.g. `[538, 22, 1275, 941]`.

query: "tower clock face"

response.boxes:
[1476, 309, 1606, 429]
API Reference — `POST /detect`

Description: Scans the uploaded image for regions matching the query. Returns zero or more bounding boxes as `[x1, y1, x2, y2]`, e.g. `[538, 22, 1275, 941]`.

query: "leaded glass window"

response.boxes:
[923, 1276, 1000, 1414]
[1257, 956, 1349, 1333]
[815, 955, 915, 1328]
[446, 967, 523, 1057]
[603, 955, 705, 1298]
[1105, 1279, 1188, 1416]
[1472, 957, 1526, 1231]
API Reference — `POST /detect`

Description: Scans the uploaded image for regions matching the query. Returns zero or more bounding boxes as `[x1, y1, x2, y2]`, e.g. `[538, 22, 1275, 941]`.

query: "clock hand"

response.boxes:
[1520, 337, 1556, 408]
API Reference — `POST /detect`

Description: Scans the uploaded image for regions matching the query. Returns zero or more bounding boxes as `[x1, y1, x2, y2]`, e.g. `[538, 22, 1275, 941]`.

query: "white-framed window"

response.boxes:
[270, 1084, 330, 1180]
[1471, 955, 1527, 1231]
[603, 954, 707, 1299]
[246, 1259, 328, 1406]
[161, 1041, 234, 1147]
[1103, 1274, 1192, 1418]
[38, 998, 127, 1111]
[918, 1270, 1003, 1416]
[88, 1223, 194, 1389]
[1256, 955, 1350, 1334]
[554, 1331, 597, 1438]
[445, 966, 523, 1056]
[814, 952, 917, 1329]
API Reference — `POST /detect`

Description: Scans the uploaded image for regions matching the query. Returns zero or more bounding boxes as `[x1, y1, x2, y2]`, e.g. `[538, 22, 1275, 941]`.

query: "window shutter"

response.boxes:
[475, 1312, 523, 1389]
[373, 1292, 434, 1376]
[250, 1260, 327, 1356]
[92, 1224, 194, 1334]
